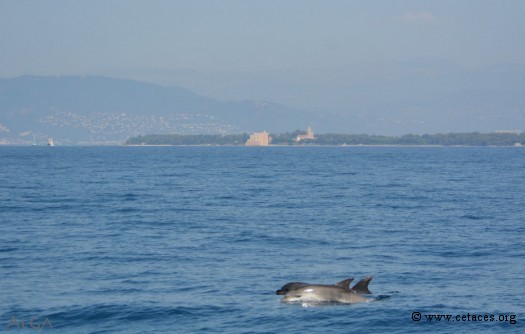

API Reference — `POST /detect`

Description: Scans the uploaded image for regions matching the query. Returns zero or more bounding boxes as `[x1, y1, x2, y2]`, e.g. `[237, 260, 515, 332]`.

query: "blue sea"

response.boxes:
[1, 146, 524, 333]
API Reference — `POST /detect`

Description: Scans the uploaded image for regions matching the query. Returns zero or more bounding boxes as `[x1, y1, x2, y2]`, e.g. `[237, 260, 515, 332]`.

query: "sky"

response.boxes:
[1, 0, 525, 77]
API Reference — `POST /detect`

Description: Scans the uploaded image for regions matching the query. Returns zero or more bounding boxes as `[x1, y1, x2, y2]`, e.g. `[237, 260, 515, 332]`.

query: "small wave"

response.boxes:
[373, 294, 392, 301]
[46, 303, 236, 328]
[461, 215, 484, 220]
[122, 193, 140, 201]
[113, 207, 141, 213]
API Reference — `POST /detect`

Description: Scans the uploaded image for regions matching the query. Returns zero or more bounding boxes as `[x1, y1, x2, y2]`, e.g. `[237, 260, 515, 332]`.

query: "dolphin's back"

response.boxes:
[282, 285, 369, 304]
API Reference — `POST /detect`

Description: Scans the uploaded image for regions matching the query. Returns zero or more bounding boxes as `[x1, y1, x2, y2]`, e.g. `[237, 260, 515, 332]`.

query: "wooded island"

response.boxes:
[126, 131, 524, 146]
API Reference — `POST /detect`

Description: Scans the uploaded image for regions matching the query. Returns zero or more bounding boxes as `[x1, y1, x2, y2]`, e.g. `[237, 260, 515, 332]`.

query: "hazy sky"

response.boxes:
[1, 0, 525, 77]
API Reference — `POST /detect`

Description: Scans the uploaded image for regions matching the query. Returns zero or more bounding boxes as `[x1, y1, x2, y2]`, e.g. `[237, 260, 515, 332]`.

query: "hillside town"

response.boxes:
[0, 111, 237, 145]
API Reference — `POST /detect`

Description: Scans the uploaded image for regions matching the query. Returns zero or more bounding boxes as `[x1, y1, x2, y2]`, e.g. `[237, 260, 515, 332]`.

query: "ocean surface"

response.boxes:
[1, 146, 524, 333]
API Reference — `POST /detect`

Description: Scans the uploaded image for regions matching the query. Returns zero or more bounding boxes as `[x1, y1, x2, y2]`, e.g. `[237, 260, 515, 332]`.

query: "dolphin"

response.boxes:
[281, 284, 370, 304]
[275, 276, 372, 295]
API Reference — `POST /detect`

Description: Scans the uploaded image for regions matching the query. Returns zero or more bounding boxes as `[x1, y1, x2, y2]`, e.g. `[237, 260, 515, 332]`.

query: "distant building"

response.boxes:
[296, 126, 315, 141]
[245, 131, 271, 146]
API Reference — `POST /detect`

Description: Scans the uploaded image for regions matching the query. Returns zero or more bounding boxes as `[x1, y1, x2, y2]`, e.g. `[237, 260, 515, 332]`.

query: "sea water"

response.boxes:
[1, 146, 524, 333]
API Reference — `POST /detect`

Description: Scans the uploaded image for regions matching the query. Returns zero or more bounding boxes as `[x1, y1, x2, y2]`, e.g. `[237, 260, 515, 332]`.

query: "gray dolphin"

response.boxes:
[275, 276, 372, 295]
[281, 284, 370, 304]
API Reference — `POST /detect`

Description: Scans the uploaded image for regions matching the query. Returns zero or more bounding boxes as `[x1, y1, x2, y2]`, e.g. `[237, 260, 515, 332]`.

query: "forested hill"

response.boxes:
[126, 132, 525, 146]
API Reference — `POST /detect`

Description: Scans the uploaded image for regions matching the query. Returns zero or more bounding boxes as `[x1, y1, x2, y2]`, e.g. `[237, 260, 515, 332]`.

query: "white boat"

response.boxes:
[47, 138, 54, 146]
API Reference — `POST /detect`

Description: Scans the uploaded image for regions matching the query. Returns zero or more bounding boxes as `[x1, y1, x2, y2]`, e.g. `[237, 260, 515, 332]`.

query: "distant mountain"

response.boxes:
[126, 60, 525, 135]
[0, 75, 318, 144]
[2, 61, 525, 145]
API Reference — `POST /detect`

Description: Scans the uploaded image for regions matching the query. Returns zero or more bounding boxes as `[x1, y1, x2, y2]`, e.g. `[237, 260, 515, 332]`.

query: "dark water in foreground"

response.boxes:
[1, 146, 524, 333]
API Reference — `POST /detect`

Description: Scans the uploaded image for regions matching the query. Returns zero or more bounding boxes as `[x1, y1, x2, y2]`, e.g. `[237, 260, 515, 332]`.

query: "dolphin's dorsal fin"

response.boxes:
[335, 278, 354, 289]
[351, 276, 373, 294]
